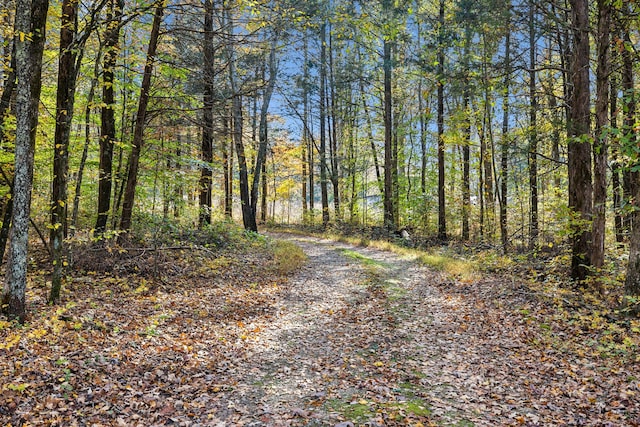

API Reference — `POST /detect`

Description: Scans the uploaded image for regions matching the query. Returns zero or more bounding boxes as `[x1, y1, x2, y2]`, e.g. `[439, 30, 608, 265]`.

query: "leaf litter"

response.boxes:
[1, 234, 639, 426]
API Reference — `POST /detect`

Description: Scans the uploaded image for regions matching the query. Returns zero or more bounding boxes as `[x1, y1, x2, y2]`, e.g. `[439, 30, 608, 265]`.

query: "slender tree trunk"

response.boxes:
[391, 74, 400, 227]
[417, 22, 427, 202]
[382, 36, 394, 230]
[232, 92, 253, 230]
[499, 4, 511, 251]
[0, 189, 12, 263]
[319, 22, 330, 227]
[50, 0, 79, 302]
[548, 86, 561, 190]
[72, 50, 101, 234]
[462, 24, 471, 241]
[2, 0, 48, 322]
[251, 38, 277, 218]
[301, 38, 309, 221]
[0, 46, 16, 260]
[478, 115, 485, 237]
[223, 113, 232, 217]
[199, 0, 214, 227]
[591, 0, 611, 269]
[610, 48, 623, 244]
[328, 29, 341, 222]
[308, 117, 314, 215]
[567, 0, 593, 282]
[226, 7, 255, 231]
[437, 0, 446, 240]
[261, 159, 267, 222]
[528, 1, 538, 249]
[481, 33, 494, 239]
[621, 20, 636, 238]
[119, 2, 164, 232]
[95, 0, 124, 236]
[360, 78, 383, 196]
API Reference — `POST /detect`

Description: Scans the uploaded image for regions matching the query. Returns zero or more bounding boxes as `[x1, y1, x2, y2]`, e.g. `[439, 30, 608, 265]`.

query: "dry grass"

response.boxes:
[270, 239, 307, 275]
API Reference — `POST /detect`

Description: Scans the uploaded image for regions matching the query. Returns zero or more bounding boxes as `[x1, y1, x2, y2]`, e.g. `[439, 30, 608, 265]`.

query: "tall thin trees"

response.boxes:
[119, 1, 165, 232]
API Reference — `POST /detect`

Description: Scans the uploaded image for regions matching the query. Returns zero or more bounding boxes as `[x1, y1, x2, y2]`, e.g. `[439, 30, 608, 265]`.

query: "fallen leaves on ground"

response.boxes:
[1, 233, 639, 427]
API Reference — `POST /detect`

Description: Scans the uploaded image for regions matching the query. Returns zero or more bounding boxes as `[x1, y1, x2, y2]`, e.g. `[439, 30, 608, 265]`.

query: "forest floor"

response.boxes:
[1, 231, 639, 426]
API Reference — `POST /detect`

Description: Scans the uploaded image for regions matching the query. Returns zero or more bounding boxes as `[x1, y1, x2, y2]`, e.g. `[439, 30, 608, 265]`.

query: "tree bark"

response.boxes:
[610, 45, 623, 244]
[95, 0, 124, 236]
[199, 0, 214, 227]
[328, 28, 341, 222]
[72, 50, 101, 233]
[499, 3, 511, 252]
[383, 35, 394, 230]
[223, 113, 232, 218]
[2, 0, 49, 322]
[567, 0, 593, 282]
[319, 22, 330, 227]
[251, 38, 278, 219]
[462, 24, 471, 241]
[621, 19, 636, 238]
[119, 2, 164, 232]
[50, 0, 79, 302]
[528, 0, 538, 249]
[591, 0, 611, 268]
[0, 46, 16, 261]
[437, 0, 446, 240]
[226, 6, 255, 232]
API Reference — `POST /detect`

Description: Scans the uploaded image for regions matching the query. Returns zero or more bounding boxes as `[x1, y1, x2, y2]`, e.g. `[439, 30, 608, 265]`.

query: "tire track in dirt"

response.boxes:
[213, 234, 639, 427]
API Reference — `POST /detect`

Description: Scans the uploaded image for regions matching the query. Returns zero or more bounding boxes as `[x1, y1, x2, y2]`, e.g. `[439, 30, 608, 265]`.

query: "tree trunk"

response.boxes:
[223, 113, 232, 218]
[328, 29, 341, 222]
[226, 7, 255, 232]
[319, 22, 330, 227]
[50, 0, 79, 303]
[462, 24, 471, 241]
[591, 0, 611, 269]
[567, 0, 593, 282]
[621, 20, 636, 238]
[0, 46, 16, 261]
[382, 31, 394, 230]
[261, 159, 267, 222]
[528, 1, 538, 249]
[360, 77, 383, 196]
[119, 2, 164, 232]
[301, 38, 309, 221]
[437, 0, 446, 240]
[610, 49, 623, 244]
[251, 38, 277, 219]
[2, 0, 48, 322]
[499, 4, 511, 252]
[481, 32, 495, 240]
[72, 49, 101, 234]
[95, 0, 124, 236]
[199, 0, 214, 227]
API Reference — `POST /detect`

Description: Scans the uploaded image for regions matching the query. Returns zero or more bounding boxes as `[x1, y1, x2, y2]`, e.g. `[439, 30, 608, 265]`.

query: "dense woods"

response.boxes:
[1, 0, 640, 320]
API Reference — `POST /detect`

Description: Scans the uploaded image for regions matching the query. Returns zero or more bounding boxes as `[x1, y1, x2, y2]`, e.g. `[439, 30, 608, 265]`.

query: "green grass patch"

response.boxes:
[400, 399, 431, 417]
[325, 399, 375, 422]
[340, 249, 388, 270]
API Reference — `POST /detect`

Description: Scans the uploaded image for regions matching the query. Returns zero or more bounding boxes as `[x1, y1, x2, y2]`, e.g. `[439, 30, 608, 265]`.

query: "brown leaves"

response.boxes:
[0, 241, 290, 425]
